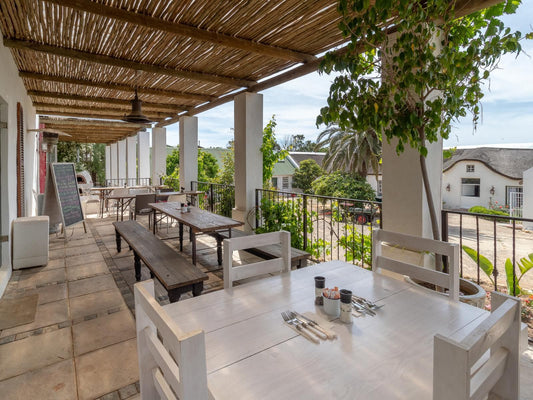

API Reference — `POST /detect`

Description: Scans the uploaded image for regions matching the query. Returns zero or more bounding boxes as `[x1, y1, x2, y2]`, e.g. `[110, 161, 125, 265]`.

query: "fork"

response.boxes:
[288, 311, 328, 340]
[281, 312, 319, 344]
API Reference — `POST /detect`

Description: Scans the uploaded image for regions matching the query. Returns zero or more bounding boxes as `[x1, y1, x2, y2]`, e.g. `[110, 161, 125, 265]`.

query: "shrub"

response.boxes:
[468, 206, 509, 217]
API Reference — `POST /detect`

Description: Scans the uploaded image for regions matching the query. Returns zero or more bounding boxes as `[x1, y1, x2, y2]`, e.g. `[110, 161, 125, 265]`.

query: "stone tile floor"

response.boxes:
[0, 213, 532, 399]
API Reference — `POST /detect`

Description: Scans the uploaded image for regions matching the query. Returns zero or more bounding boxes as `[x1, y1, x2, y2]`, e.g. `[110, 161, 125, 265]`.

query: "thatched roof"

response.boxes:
[443, 147, 533, 180]
[0, 0, 498, 143]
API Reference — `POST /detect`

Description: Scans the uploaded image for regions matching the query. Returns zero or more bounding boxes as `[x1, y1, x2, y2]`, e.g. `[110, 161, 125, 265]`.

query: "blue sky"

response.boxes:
[166, 2, 533, 149]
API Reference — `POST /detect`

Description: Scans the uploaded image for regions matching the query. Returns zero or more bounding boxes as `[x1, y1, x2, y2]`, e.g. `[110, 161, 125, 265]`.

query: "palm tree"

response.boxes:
[315, 126, 381, 179]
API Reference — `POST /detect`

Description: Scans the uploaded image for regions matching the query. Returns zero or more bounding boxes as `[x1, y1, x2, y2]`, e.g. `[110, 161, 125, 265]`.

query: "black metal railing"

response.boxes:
[442, 209, 533, 295]
[105, 177, 151, 187]
[191, 181, 235, 217]
[255, 188, 382, 264]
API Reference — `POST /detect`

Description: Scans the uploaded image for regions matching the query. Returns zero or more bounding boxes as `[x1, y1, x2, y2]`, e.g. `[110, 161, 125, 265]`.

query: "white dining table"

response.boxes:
[163, 260, 488, 399]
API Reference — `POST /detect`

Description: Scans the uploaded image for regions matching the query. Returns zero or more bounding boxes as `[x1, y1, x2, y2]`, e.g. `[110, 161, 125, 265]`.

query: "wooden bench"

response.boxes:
[113, 220, 208, 302]
[210, 229, 311, 268]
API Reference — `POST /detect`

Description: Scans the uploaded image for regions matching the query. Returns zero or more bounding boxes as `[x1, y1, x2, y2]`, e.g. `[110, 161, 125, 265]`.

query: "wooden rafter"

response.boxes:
[4, 38, 256, 87]
[37, 110, 165, 122]
[19, 71, 216, 102]
[42, 0, 316, 63]
[28, 90, 185, 111]
[34, 102, 173, 117]
[39, 118, 148, 128]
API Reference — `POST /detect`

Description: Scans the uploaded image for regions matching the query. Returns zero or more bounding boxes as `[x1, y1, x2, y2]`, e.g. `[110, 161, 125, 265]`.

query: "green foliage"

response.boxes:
[338, 226, 373, 268]
[57, 142, 105, 185]
[462, 246, 533, 296]
[462, 245, 494, 284]
[217, 141, 235, 185]
[468, 206, 509, 216]
[261, 116, 288, 188]
[443, 147, 457, 160]
[311, 171, 375, 200]
[292, 159, 323, 193]
[197, 150, 219, 182]
[318, 0, 525, 157]
[284, 134, 318, 152]
[315, 126, 381, 178]
[166, 147, 180, 175]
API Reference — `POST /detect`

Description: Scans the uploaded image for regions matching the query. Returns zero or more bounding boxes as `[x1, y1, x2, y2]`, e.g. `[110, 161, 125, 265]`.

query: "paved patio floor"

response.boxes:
[0, 213, 532, 399]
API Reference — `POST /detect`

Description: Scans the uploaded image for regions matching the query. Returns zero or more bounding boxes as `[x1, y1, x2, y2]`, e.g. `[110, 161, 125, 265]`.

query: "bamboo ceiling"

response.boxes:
[0, 0, 500, 143]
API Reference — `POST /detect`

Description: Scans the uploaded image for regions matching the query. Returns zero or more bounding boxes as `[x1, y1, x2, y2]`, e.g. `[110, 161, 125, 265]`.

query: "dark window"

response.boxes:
[461, 178, 480, 197]
[466, 164, 475, 172]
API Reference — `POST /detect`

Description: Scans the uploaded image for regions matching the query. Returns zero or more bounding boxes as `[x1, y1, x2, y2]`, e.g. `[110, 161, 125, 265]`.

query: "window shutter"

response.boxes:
[16, 103, 25, 217]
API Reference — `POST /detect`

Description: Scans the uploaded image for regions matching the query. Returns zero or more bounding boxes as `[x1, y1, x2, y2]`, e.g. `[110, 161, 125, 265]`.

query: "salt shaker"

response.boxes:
[314, 276, 325, 305]
[340, 289, 353, 323]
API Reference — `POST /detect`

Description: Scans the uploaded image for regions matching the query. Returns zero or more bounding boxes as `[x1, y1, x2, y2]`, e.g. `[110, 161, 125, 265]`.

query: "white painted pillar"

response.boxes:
[179, 116, 198, 191]
[105, 145, 111, 183]
[382, 138, 442, 239]
[110, 142, 118, 184]
[232, 92, 263, 230]
[126, 135, 137, 185]
[137, 130, 150, 185]
[523, 167, 533, 231]
[117, 139, 127, 186]
[151, 127, 166, 186]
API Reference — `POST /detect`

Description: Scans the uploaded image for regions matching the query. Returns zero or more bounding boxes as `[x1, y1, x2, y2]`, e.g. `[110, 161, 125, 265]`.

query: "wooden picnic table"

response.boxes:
[149, 202, 244, 265]
[163, 260, 488, 399]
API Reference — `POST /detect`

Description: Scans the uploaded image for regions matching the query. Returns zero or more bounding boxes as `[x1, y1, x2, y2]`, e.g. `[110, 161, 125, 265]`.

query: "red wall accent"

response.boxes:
[38, 125, 46, 193]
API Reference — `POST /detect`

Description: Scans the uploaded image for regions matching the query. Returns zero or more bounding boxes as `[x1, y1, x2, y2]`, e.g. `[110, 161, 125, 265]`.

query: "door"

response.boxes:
[507, 187, 523, 218]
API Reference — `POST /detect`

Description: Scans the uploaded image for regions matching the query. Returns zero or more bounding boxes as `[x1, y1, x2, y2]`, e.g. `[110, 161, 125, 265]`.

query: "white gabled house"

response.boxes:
[442, 146, 533, 213]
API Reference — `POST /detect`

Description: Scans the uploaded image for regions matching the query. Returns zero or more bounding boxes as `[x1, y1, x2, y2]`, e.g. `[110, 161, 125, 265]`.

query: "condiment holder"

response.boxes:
[322, 287, 340, 317]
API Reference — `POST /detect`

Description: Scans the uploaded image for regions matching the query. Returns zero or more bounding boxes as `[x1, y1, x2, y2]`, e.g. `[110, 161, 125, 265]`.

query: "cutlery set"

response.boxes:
[351, 295, 383, 317]
[281, 311, 334, 344]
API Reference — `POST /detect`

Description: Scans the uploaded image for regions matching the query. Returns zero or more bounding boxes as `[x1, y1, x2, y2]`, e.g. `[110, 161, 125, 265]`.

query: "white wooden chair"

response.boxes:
[223, 231, 291, 289]
[434, 291, 521, 400]
[134, 280, 213, 400]
[372, 228, 460, 301]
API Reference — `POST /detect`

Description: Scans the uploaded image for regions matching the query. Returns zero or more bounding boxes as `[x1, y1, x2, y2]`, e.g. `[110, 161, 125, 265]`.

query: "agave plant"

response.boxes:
[462, 245, 533, 296]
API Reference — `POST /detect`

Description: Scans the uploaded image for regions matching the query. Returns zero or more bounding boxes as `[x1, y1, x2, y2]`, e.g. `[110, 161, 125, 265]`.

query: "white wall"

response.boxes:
[522, 167, 533, 230]
[442, 161, 520, 210]
[366, 174, 382, 197]
[0, 35, 38, 297]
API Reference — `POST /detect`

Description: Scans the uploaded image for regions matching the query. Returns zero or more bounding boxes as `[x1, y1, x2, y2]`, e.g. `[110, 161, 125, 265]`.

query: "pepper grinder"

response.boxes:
[314, 276, 325, 305]
[340, 289, 353, 323]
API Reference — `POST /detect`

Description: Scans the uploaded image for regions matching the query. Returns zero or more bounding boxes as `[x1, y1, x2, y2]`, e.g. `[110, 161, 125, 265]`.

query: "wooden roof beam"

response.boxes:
[42, 0, 316, 64]
[34, 102, 174, 117]
[37, 110, 164, 122]
[19, 71, 216, 102]
[39, 118, 148, 128]
[28, 90, 185, 111]
[4, 38, 255, 87]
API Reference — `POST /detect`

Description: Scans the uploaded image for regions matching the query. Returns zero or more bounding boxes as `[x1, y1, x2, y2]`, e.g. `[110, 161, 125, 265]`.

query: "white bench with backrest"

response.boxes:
[372, 228, 460, 301]
[135, 280, 214, 400]
[434, 291, 521, 400]
[223, 230, 291, 288]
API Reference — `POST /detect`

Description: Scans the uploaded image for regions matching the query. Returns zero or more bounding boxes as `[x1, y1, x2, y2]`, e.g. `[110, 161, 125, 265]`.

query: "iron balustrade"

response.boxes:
[105, 177, 151, 187]
[191, 181, 235, 217]
[441, 209, 533, 295]
[255, 188, 382, 265]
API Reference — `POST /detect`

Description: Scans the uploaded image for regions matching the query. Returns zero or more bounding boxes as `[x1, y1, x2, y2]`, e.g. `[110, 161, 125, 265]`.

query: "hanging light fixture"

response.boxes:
[122, 71, 153, 124]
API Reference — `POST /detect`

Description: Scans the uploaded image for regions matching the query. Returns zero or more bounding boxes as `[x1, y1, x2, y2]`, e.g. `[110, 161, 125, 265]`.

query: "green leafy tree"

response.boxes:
[317, 0, 527, 244]
[261, 116, 288, 189]
[57, 142, 105, 185]
[217, 140, 235, 185]
[311, 171, 375, 200]
[166, 147, 180, 175]
[315, 126, 381, 179]
[292, 159, 323, 193]
[197, 150, 219, 182]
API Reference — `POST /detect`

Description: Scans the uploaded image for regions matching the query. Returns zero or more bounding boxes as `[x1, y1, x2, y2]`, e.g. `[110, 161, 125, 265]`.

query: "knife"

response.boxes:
[293, 311, 335, 339]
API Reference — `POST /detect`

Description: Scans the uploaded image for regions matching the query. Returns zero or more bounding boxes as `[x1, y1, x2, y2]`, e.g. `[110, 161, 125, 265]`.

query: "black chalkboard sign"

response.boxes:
[43, 163, 84, 228]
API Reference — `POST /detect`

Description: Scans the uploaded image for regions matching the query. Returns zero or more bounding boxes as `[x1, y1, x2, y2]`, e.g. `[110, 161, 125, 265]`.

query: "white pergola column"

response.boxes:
[117, 139, 127, 186]
[151, 127, 166, 186]
[382, 138, 443, 239]
[105, 145, 111, 183]
[110, 142, 118, 184]
[523, 167, 533, 231]
[126, 135, 137, 185]
[179, 116, 198, 191]
[232, 92, 263, 230]
[137, 130, 150, 185]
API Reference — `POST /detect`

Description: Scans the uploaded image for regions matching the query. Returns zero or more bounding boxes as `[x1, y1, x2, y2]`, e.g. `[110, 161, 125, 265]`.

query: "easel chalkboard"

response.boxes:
[42, 163, 86, 237]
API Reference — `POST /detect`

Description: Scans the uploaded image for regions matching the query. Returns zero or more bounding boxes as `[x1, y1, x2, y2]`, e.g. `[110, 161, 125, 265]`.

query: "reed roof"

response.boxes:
[0, 0, 498, 143]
